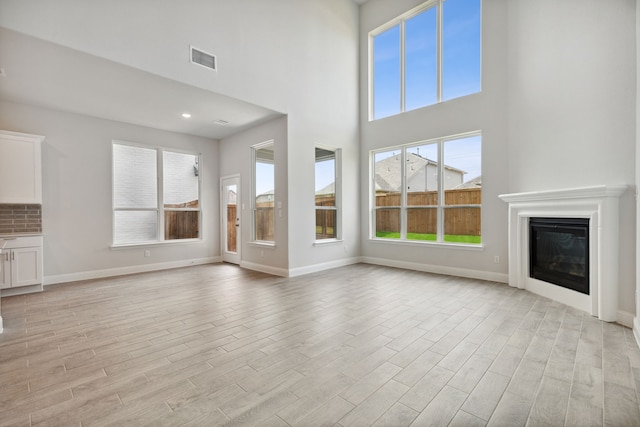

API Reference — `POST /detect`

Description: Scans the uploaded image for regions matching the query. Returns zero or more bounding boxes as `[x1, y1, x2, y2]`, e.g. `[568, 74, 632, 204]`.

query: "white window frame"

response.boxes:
[112, 140, 202, 247]
[368, 0, 481, 120]
[371, 131, 482, 246]
[314, 146, 342, 243]
[251, 140, 276, 245]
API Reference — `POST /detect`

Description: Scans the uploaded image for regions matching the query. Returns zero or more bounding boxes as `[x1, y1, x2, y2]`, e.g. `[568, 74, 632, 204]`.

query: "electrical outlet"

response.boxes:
[144, 250, 151, 257]
[494, 256, 499, 263]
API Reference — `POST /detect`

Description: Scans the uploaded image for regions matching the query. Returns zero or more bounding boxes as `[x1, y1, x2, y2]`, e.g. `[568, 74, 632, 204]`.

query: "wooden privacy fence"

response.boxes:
[315, 194, 336, 239]
[227, 204, 237, 252]
[227, 188, 480, 242]
[165, 200, 199, 240]
[255, 202, 275, 241]
[375, 188, 481, 236]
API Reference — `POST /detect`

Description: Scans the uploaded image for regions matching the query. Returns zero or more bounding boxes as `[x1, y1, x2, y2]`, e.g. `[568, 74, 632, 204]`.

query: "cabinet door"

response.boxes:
[0, 131, 44, 204]
[11, 246, 42, 287]
[0, 252, 10, 289]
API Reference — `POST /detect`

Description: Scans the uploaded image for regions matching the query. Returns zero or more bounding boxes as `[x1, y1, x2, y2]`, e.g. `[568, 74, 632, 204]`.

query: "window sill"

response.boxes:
[111, 238, 202, 249]
[313, 239, 343, 247]
[249, 241, 276, 248]
[368, 237, 484, 251]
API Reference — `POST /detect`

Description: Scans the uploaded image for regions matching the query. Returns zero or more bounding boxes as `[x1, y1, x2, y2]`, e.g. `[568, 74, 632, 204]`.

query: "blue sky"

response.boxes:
[373, 0, 481, 119]
[255, 162, 274, 196]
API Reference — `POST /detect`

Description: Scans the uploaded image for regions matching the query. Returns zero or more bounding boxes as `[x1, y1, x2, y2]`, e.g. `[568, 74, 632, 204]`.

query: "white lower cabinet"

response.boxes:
[0, 236, 43, 290]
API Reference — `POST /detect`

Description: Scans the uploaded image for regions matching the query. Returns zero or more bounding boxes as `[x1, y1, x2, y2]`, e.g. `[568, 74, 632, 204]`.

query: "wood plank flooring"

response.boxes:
[1, 263, 639, 426]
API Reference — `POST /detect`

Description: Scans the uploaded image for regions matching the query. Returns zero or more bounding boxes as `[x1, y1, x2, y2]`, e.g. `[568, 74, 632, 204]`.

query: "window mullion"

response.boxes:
[400, 20, 406, 114]
[436, 0, 443, 103]
[437, 139, 445, 242]
[157, 149, 164, 241]
[401, 148, 407, 240]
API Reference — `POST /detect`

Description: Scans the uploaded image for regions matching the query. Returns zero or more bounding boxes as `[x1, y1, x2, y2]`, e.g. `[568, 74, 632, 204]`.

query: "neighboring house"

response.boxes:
[256, 189, 274, 205]
[315, 182, 335, 197]
[375, 152, 467, 193]
[227, 189, 237, 205]
[454, 175, 482, 190]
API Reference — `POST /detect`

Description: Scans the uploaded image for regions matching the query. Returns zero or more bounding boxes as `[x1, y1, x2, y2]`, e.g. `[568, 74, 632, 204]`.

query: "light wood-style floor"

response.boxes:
[1, 263, 639, 426]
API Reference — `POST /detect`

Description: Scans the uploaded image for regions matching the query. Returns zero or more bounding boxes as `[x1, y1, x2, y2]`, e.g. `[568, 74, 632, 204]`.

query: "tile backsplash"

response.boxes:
[0, 204, 42, 234]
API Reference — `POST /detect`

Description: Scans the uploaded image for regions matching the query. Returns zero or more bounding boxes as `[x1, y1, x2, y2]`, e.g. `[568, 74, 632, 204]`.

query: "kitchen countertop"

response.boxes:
[0, 233, 44, 238]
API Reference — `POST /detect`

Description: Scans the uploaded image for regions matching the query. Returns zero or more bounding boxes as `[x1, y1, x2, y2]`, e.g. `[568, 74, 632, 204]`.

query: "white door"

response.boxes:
[221, 176, 241, 264]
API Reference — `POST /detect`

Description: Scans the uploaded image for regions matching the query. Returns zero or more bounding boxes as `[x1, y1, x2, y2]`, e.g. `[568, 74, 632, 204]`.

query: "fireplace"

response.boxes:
[499, 185, 627, 322]
[529, 217, 589, 295]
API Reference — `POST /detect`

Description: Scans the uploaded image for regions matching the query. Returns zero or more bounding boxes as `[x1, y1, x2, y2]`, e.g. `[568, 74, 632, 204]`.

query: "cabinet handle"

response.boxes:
[11, 252, 15, 261]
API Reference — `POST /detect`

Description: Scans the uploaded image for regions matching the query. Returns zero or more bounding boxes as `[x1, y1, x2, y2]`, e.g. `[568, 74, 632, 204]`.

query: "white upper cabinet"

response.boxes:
[0, 130, 44, 204]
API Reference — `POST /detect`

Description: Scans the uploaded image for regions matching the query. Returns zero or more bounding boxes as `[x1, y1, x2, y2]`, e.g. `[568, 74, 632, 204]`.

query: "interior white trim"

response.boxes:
[362, 256, 509, 283]
[44, 257, 220, 286]
[616, 309, 634, 328]
[499, 185, 627, 322]
[288, 257, 362, 277]
[240, 260, 289, 277]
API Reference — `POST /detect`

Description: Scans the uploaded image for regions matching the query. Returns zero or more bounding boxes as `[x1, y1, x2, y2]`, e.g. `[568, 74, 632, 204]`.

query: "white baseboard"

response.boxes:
[361, 256, 509, 283]
[288, 257, 362, 277]
[44, 257, 221, 286]
[616, 310, 634, 328]
[616, 310, 635, 328]
[240, 260, 289, 277]
[0, 315, 3, 333]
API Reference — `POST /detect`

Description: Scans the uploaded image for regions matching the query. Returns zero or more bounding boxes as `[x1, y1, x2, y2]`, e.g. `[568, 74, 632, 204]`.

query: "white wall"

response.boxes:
[220, 116, 289, 274]
[359, 0, 637, 320]
[0, 101, 219, 283]
[359, 0, 510, 282]
[636, 0, 640, 341]
[0, 0, 361, 276]
[507, 0, 637, 316]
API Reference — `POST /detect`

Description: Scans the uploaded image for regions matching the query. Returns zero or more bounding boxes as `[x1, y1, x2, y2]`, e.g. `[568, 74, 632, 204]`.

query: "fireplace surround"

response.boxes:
[499, 185, 627, 322]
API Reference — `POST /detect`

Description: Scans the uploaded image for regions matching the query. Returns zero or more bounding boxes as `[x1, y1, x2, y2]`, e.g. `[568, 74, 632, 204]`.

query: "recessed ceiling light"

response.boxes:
[213, 119, 229, 125]
[181, 113, 192, 118]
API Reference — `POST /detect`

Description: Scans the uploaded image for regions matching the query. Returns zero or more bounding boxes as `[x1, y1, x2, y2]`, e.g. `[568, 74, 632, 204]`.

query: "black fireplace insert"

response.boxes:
[529, 217, 589, 295]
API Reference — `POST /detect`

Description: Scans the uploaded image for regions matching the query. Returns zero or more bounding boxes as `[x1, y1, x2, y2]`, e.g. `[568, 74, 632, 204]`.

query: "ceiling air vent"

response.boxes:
[190, 46, 217, 71]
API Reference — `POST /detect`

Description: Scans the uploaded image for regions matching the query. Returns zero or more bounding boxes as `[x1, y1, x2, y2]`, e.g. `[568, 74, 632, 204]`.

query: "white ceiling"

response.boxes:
[0, 28, 284, 140]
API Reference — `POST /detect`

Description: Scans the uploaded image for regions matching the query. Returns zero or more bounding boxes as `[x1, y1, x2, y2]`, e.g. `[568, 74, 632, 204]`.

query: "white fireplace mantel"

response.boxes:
[499, 185, 627, 322]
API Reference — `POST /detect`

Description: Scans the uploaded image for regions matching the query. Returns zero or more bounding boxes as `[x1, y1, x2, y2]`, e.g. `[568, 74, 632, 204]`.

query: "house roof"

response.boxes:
[316, 182, 335, 196]
[375, 152, 467, 192]
[454, 175, 482, 189]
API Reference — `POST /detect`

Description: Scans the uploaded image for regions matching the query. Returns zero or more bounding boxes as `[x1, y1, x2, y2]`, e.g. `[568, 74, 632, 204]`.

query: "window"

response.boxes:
[112, 142, 200, 245]
[373, 132, 481, 244]
[370, 0, 481, 120]
[252, 141, 275, 243]
[315, 147, 341, 240]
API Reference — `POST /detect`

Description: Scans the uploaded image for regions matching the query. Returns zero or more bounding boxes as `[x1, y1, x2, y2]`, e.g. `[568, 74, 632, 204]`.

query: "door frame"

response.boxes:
[220, 174, 241, 264]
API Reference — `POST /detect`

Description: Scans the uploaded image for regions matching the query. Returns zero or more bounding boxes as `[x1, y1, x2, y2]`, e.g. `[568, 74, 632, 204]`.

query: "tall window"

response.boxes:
[373, 132, 481, 244]
[371, 0, 481, 120]
[113, 142, 201, 245]
[315, 147, 341, 241]
[252, 141, 275, 243]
